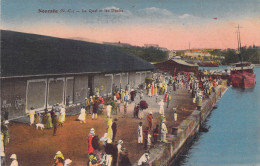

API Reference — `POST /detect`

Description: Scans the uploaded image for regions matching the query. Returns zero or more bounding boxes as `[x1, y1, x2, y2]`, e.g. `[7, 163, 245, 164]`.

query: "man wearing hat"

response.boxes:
[112, 118, 117, 142]
[146, 112, 153, 130]
[88, 128, 95, 154]
[10, 154, 18, 166]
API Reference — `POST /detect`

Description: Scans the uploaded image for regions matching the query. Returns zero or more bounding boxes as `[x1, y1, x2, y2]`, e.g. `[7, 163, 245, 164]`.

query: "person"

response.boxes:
[106, 104, 112, 118]
[34, 112, 40, 124]
[4, 109, 8, 121]
[88, 128, 95, 154]
[100, 133, 108, 146]
[45, 112, 53, 129]
[140, 90, 144, 100]
[64, 159, 72, 166]
[85, 97, 91, 114]
[117, 140, 124, 153]
[54, 151, 64, 166]
[92, 100, 98, 120]
[10, 154, 18, 166]
[153, 125, 159, 143]
[146, 112, 153, 130]
[53, 115, 58, 136]
[98, 102, 104, 114]
[135, 103, 140, 119]
[78, 106, 86, 123]
[143, 127, 149, 150]
[107, 118, 113, 140]
[154, 84, 158, 96]
[164, 93, 168, 102]
[137, 122, 143, 144]
[1, 121, 9, 153]
[161, 119, 168, 143]
[123, 102, 127, 117]
[42, 109, 48, 125]
[137, 152, 150, 166]
[92, 135, 100, 151]
[104, 139, 113, 166]
[116, 99, 121, 113]
[59, 105, 66, 126]
[196, 94, 202, 110]
[147, 134, 152, 150]
[121, 90, 125, 103]
[151, 83, 154, 96]
[112, 119, 117, 142]
[167, 94, 171, 108]
[158, 99, 164, 115]
[124, 91, 129, 104]
[111, 100, 117, 115]
[28, 107, 35, 125]
[130, 89, 136, 101]
[148, 84, 152, 97]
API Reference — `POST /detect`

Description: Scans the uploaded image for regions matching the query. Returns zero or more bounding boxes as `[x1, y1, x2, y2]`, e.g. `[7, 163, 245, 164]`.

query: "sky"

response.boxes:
[1, 0, 260, 50]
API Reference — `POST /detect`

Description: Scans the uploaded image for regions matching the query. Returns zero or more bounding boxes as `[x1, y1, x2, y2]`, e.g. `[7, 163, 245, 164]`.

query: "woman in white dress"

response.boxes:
[78, 106, 86, 123]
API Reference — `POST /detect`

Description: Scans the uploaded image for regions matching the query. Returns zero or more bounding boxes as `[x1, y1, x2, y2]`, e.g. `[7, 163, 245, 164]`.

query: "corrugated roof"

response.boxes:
[1, 30, 155, 78]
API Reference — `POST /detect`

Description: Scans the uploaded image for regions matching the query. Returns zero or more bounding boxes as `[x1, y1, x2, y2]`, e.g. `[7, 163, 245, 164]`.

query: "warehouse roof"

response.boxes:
[1, 30, 155, 78]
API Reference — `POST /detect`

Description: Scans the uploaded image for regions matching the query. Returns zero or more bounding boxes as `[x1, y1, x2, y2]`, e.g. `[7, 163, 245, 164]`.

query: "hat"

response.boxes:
[10, 154, 17, 159]
[56, 151, 62, 155]
[149, 112, 152, 114]
[90, 96, 92, 98]
[118, 140, 123, 144]
[64, 159, 72, 164]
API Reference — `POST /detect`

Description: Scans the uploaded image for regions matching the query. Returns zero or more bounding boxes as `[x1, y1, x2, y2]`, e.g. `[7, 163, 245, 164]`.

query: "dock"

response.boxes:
[4, 81, 227, 166]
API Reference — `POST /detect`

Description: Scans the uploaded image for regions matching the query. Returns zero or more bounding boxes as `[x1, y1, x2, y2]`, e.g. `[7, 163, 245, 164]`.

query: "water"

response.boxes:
[176, 67, 260, 166]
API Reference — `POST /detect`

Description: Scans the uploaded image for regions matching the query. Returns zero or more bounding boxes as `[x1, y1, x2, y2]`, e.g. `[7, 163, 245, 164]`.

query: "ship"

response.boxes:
[230, 25, 256, 88]
[230, 62, 255, 88]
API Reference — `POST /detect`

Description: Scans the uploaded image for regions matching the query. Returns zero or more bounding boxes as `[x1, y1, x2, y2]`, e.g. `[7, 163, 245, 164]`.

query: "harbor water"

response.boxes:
[176, 67, 260, 166]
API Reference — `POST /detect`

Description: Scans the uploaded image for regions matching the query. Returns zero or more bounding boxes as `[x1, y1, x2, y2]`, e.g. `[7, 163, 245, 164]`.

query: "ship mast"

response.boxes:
[236, 24, 242, 62]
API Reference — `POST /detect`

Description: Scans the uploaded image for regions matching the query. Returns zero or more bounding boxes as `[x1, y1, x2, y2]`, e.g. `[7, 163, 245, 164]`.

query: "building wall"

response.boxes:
[74, 75, 88, 104]
[94, 74, 113, 97]
[121, 73, 128, 91]
[1, 70, 153, 119]
[1, 78, 27, 119]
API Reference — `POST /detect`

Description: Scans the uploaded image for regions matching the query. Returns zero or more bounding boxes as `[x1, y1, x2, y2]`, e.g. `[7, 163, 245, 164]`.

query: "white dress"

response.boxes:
[78, 108, 86, 121]
[106, 105, 112, 118]
[158, 101, 164, 114]
[60, 107, 66, 122]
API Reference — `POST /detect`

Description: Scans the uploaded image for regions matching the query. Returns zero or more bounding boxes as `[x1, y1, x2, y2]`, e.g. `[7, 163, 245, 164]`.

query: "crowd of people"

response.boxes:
[1, 71, 223, 166]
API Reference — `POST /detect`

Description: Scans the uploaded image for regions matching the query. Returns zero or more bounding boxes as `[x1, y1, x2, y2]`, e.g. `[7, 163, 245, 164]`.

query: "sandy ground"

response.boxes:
[5, 86, 197, 166]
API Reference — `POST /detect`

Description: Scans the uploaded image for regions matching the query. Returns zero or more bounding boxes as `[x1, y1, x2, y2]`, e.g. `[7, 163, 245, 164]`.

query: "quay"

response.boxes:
[4, 79, 228, 166]
[133, 81, 228, 166]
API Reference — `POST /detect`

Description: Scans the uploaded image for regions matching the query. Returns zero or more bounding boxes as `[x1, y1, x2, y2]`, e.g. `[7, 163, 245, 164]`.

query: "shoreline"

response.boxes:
[133, 82, 228, 166]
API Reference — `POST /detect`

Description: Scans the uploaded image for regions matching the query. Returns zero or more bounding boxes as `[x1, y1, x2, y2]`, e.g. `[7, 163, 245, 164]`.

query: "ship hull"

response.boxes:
[231, 71, 255, 88]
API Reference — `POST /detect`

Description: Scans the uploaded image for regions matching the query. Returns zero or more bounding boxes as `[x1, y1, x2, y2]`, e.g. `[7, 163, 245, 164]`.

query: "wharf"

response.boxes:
[5, 82, 227, 166]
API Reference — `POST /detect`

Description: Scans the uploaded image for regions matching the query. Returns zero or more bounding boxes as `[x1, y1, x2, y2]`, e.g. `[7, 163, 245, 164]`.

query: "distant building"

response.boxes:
[154, 59, 198, 75]
[1, 30, 155, 119]
[184, 49, 211, 58]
